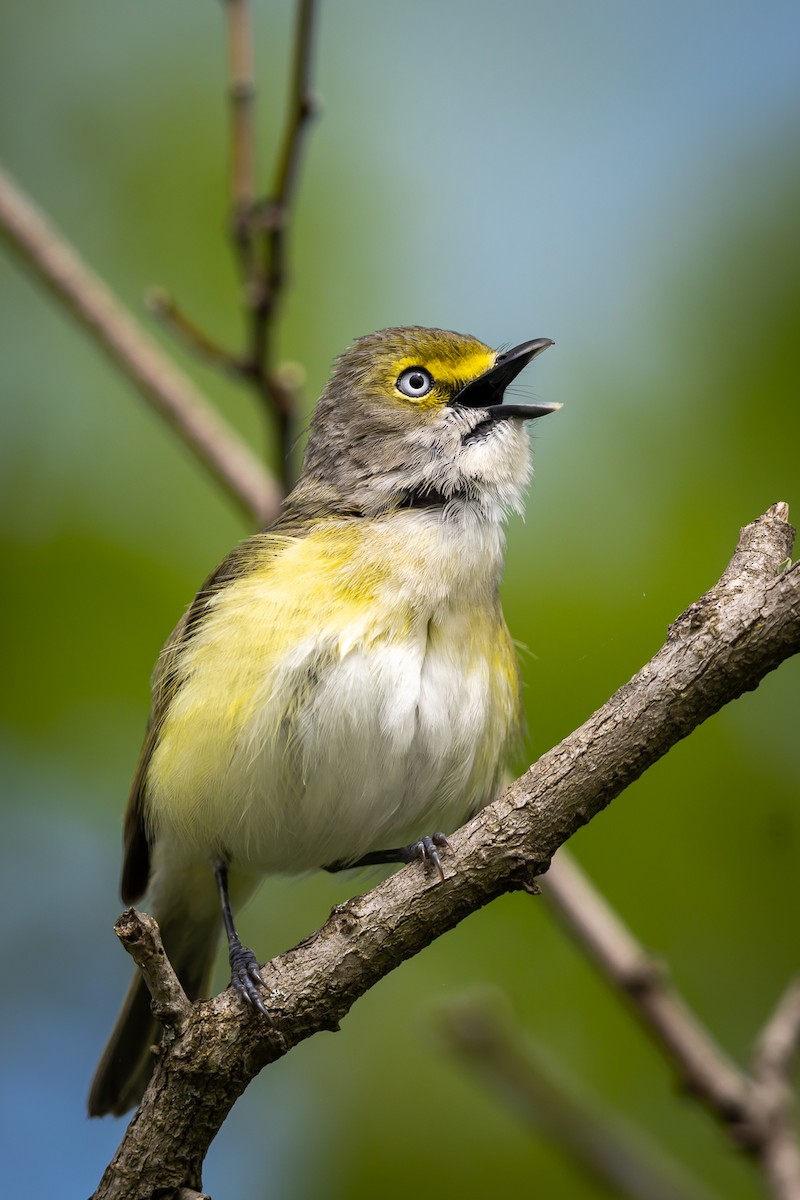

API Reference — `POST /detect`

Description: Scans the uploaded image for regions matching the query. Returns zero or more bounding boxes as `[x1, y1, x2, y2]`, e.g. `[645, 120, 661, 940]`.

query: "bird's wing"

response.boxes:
[119, 534, 273, 903]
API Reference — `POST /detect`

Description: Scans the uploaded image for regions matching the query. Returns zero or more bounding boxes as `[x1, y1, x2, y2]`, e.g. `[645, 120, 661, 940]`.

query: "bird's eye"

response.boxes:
[396, 367, 433, 399]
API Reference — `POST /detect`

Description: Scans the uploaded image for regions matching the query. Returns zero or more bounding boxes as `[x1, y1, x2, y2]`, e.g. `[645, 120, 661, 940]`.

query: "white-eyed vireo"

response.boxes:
[88, 326, 559, 1116]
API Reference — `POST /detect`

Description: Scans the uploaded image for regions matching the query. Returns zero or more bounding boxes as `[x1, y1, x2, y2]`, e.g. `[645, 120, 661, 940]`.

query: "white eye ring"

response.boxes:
[397, 367, 433, 398]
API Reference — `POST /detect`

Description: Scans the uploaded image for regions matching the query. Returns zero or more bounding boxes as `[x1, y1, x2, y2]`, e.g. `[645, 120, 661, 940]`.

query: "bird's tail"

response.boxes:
[88, 859, 222, 1118]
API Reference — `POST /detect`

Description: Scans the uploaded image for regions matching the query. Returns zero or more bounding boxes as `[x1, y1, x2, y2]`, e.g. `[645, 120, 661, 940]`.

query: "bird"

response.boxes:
[87, 325, 559, 1116]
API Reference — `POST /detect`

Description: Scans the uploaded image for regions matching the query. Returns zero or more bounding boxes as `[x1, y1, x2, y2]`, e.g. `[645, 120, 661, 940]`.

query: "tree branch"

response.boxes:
[257, 0, 319, 329]
[754, 977, 800, 1088]
[92, 503, 800, 1199]
[541, 850, 751, 1122]
[751, 978, 800, 1199]
[145, 287, 247, 378]
[114, 909, 191, 1031]
[224, 0, 257, 251]
[244, 0, 319, 482]
[541, 851, 800, 1199]
[150, 1, 320, 488]
[0, 164, 280, 527]
[432, 991, 722, 1200]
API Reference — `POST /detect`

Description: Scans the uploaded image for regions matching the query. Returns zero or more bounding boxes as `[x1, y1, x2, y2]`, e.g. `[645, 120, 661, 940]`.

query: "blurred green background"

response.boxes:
[1, 1, 798, 1196]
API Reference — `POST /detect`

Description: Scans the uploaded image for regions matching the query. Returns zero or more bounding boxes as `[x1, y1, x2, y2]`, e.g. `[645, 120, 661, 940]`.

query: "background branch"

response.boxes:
[145, 287, 248, 377]
[224, 0, 257, 252]
[542, 850, 800, 1198]
[256, 0, 318, 336]
[0, 164, 280, 527]
[92, 504, 800, 1199]
[151, 0, 319, 487]
[241, 0, 318, 480]
[752, 978, 800, 1198]
[541, 849, 751, 1123]
[431, 990, 721, 1200]
[754, 978, 800, 1088]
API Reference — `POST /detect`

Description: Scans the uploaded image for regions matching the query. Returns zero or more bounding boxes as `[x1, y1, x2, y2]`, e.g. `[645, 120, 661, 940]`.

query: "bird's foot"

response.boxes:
[228, 937, 270, 1018]
[322, 832, 452, 879]
[404, 832, 451, 883]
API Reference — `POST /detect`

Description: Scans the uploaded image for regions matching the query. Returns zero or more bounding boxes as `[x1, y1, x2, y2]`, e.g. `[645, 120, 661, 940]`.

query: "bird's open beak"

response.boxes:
[454, 338, 560, 420]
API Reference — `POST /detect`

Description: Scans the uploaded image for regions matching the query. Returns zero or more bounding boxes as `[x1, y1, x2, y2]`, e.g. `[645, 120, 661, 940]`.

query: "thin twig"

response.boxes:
[433, 991, 722, 1200]
[224, 0, 257, 258]
[115, 909, 191, 1030]
[541, 849, 800, 1199]
[245, 0, 319, 484]
[754, 978, 800, 1086]
[156, 1, 319, 488]
[541, 849, 751, 1123]
[146, 287, 246, 377]
[759, 1120, 800, 1200]
[751, 978, 800, 1199]
[0, 164, 281, 527]
[221, 0, 260, 351]
[271, 1, 318, 209]
[256, 0, 319, 334]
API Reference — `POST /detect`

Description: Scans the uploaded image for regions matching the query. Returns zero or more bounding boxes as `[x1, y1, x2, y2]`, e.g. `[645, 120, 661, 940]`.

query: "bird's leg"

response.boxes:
[211, 858, 270, 1017]
[323, 833, 451, 883]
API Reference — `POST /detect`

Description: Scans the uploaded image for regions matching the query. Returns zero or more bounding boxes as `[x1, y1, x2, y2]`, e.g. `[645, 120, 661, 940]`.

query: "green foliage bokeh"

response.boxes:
[1, 2, 798, 1197]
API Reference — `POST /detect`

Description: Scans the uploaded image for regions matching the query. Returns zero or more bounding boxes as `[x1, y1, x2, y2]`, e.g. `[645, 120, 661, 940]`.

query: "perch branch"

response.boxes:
[114, 909, 191, 1031]
[0, 164, 280, 527]
[92, 503, 800, 1199]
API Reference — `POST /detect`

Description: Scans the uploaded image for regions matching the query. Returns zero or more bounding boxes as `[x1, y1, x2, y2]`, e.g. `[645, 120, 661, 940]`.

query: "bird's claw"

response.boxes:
[406, 832, 451, 883]
[229, 938, 271, 1019]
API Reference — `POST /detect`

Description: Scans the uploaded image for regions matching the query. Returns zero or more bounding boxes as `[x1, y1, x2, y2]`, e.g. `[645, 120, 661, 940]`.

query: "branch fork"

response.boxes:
[114, 909, 191, 1033]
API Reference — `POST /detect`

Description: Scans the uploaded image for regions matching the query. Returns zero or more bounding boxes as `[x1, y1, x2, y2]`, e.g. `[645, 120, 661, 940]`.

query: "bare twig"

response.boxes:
[754, 978, 800, 1086]
[146, 287, 246, 377]
[114, 909, 191, 1030]
[92, 505, 800, 1199]
[244, 0, 319, 484]
[432, 991, 721, 1200]
[0, 164, 281, 527]
[541, 851, 800, 1198]
[144, 1, 258, 385]
[219, 0, 320, 466]
[152, 1, 319, 488]
[254, 0, 319, 345]
[759, 1116, 800, 1200]
[751, 978, 800, 1199]
[541, 849, 750, 1122]
[224, 0, 257, 254]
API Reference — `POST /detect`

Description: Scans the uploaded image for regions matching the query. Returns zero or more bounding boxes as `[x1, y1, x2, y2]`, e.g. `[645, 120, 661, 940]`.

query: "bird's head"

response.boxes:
[296, 326, 559, 521]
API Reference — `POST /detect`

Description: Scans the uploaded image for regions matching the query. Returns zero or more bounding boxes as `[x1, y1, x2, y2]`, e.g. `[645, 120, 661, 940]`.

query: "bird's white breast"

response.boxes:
[148, 509, 521, 873]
